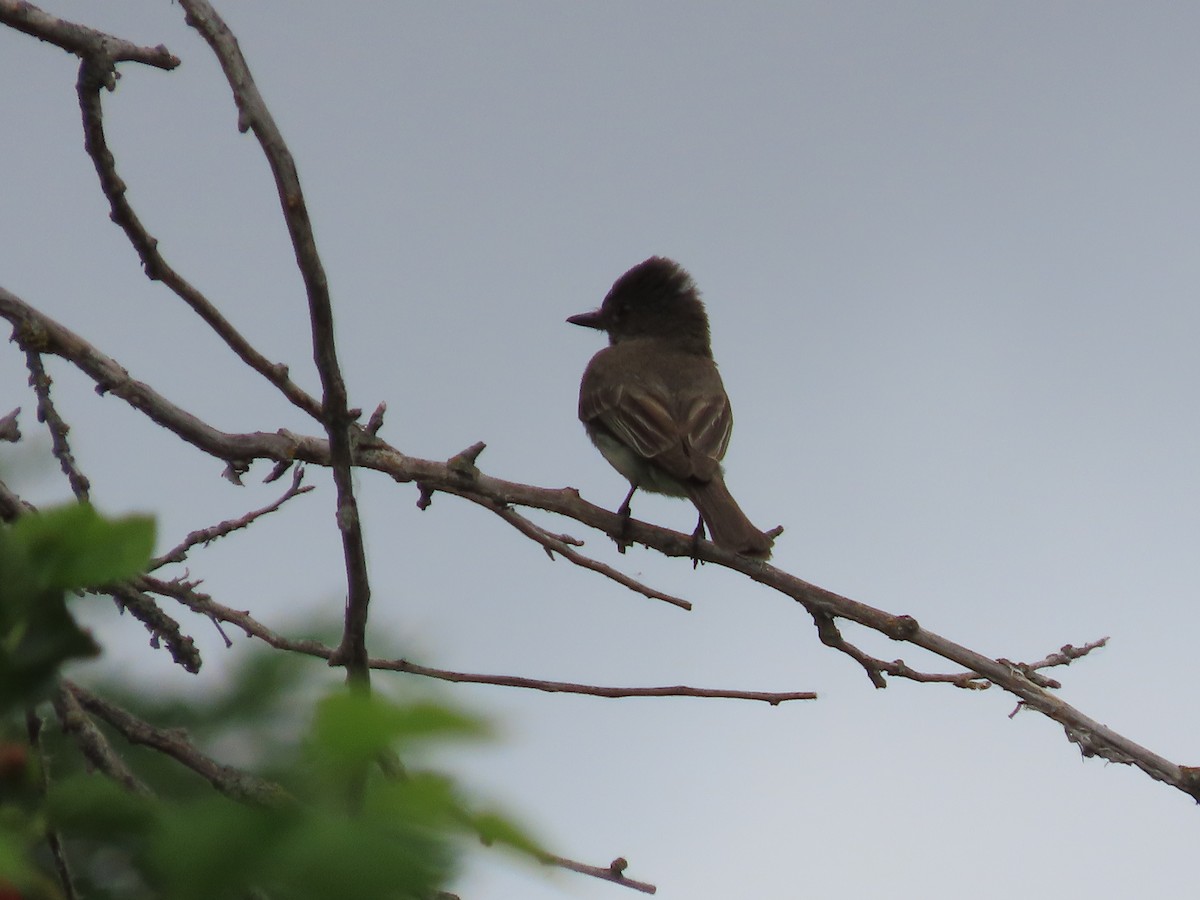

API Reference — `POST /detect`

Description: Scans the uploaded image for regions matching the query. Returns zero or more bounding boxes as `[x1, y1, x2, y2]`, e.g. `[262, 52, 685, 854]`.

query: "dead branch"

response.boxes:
[542, 853, 656, 894]
[490, 501, 692, 610]
[0, 407, 20, 442]
[72, 59, 323, 422]
[106, 583, 203, 673]
[138, 575, 815, 705]
[52, 685, 151, 796]
[1, 286, 1189, 803]
[0, 473, 203, 673]
[150, 466, 313, 569]
[63, 680, 288, 807]
[24, 349, 90, 499]
[177, 0, 371, 685]
[0, 0, 179, 69]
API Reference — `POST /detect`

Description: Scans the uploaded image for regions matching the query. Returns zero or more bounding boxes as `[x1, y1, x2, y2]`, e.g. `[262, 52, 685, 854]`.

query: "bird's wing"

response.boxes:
[681, 392, 733, 466]
[581, 379, 730, 482]
[582, 380, 678, 461]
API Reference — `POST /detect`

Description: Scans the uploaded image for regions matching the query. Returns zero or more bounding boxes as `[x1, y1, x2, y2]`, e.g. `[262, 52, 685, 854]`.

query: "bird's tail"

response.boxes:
[686, 475, 774, 558]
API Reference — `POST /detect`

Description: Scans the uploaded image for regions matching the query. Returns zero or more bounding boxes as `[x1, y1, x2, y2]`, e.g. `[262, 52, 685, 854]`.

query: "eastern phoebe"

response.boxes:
[568, 257, 774, 558]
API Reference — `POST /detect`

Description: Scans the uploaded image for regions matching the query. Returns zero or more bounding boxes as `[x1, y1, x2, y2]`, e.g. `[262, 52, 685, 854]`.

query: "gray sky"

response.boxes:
[5, 3, 1200, 897]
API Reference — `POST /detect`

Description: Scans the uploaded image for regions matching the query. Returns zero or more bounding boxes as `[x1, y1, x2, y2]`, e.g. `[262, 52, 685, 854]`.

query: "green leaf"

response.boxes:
[469, 810, 546, 858]
[263, 809, 453, 900]
[0, 587, 100, 712]
[8, 503, 154, 591]
[310, 692, 488, 770]
[0, 504, 151, 711]
[148, 797, 291, 900]
[45, 775, 158, 838]
[0, 816, 34, 884]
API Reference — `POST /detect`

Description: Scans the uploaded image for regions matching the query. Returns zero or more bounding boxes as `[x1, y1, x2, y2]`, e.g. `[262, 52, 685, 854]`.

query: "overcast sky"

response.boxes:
[5, 3, 1200, 897]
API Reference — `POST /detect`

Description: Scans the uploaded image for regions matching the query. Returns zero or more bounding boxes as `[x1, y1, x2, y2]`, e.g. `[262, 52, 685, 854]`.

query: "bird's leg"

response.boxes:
[613, 484, 638, 554]
[691, 514, 707, 568]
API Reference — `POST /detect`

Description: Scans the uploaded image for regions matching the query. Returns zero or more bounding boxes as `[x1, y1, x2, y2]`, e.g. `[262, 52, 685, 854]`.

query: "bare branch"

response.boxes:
[52, 685, 151, 796]
[811, 609, 887, 688]
[0, 472, 202, 672]
[997, 638, 1110, 689]
[72, 60, 323, 422]
[177, 0, 372, 685]
[383, 660, 816, 705]
[0, 407, 19, 442]
[142, 578, 813, 705]
[0, 478, 34, 521]
[858, 638, 1113, 692]
[1, 287, 1195, 801]
[0, 0, 179, 69]
[24, 350, 90, 499]
[1, 284, 303, 466]
[150, 466, 313, 569]
[63, 680, 288, 807]
[490, 502, 692, 610]
[106, 582, 203, 673]
[543, 853, 656, 895]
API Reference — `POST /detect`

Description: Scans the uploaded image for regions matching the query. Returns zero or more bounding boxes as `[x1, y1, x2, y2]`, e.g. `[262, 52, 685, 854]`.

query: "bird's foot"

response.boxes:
[691, 517, 706, 568]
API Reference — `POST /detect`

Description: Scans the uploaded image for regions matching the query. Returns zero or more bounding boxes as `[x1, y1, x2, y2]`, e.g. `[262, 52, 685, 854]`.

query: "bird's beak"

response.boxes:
[567, 309, 606, 330]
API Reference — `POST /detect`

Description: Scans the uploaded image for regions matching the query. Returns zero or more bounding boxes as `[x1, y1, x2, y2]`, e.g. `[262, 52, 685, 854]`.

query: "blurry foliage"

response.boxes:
[0, 503, 154, 713]
[0, 504, 540, 899]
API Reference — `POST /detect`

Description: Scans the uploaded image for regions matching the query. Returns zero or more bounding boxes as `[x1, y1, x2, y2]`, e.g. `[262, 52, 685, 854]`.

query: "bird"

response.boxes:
[568, 256, 774, 558]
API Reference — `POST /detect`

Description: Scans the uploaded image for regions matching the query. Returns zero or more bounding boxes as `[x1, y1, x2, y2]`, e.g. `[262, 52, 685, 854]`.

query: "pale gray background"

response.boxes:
[4, 3, 1199, 897]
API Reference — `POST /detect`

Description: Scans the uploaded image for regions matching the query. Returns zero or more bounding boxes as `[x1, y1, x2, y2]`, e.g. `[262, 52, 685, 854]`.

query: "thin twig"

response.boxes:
[491, 502, 692, 610]
[811, 610, 887, 689]
[150, 466, 313, 569]
[144, 580, 814, 705]
[24, 349, 90, 499]
[72, 58, 323, 422]
[383, 660, 816, 705]
[543, 853, 656, 895]
[998, 637, 1110, 689]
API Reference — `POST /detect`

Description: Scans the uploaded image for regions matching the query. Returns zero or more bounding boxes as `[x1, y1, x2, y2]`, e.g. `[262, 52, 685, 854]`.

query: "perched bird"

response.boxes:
[568, 257, 774, 558]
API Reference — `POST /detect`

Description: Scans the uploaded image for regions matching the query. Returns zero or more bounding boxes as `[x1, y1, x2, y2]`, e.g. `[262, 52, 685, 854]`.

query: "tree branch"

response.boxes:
[150, 465, 313, 570]
[0, 0, 179, 69]
[383, 660, 817, 705]
[0, 407, 20, 442]
[543, 853, 656, 894]
[106, 582, 203, 673]
[62, 680, 288, 806]
[0, 478, 33, 522]
[489, 498, 692, 610]
[1, 248, 1193, 801]
[72, 58, 324, 422]
[24, 349, 90, 499]
[138, 575, 814, 705]
[52, 685, 151, 796]
[0, 466, 203, 673]
[177, 0, 372, 685]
